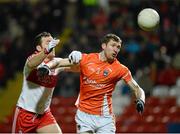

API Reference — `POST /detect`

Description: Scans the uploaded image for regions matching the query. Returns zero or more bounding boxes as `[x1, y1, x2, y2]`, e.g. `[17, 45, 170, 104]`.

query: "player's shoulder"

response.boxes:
[81, 53, 98, 65]
[25, 51, 38, 67]
[114, 59, 129, 70]
[27, 50, 39, 58]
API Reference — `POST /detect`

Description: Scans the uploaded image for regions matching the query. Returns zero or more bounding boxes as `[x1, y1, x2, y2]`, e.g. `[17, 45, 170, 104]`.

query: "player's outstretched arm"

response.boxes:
[27, 39, 59, 68]
[38, 58, 80, 75]
[56, 51, 82, 72]
[127, 79, 145, 114]
[37, 58, 79, 76]
[47, 50, 82, 69]
[37, 51, 82, 74]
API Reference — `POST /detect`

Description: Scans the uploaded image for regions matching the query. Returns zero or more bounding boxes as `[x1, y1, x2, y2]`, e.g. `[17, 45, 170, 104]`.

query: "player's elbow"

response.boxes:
[27, 61, 37, 69]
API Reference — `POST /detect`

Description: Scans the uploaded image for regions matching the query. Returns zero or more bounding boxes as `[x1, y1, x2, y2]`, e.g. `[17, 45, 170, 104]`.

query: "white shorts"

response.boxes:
[75, 109, 116, 134]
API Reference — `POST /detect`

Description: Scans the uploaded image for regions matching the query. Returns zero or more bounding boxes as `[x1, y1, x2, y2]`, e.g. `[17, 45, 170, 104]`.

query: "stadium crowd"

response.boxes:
[0, 0, 179, 97]
[0, 0, 180, 133]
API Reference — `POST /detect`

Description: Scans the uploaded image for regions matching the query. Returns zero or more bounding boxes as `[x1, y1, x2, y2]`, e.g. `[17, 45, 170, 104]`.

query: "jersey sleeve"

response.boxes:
[80, 53, 88, 66]
[118, 65, 132, 83]
[24, 52, 37, 75]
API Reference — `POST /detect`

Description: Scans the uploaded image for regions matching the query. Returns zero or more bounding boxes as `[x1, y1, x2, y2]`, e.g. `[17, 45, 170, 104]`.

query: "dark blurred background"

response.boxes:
[0, 0, 179, 133]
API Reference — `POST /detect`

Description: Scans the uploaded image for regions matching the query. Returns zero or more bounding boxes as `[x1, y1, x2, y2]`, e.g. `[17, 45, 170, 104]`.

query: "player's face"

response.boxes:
[103, 39, 121, 62]
[41, 36, 55, 57]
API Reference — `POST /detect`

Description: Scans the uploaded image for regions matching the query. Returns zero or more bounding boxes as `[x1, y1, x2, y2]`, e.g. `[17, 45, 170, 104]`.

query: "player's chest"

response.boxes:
[82, 62, 117, 80]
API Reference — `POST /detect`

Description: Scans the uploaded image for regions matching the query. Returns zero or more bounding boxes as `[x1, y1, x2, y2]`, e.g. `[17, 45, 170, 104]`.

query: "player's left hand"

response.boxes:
[37, 65, 50, 77]
[68, 51, 82, 64]
[45, 39, 60, 54]
[135, 99, 144, 114]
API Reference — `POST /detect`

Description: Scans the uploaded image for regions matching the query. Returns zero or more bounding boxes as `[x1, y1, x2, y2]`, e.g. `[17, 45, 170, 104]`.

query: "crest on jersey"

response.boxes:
[103, 70, 109, 76]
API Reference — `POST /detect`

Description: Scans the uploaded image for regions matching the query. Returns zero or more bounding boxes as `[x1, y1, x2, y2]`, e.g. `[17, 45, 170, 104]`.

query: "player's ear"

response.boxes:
[101, 43, 106, 49]
[36, 45, 42, 51]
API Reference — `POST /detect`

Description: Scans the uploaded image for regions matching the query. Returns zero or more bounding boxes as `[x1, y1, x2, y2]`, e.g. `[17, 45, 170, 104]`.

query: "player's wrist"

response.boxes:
[135, 99, 145, 114]
[136, 99, 144, 104]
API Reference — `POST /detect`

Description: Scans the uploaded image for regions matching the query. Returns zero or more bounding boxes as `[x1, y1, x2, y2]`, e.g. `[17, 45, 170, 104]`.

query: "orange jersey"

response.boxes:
[76, 53, 132, 115]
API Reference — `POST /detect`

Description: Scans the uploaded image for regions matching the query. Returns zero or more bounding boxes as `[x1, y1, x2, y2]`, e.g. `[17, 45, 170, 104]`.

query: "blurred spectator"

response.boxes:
[0, 62, 5, 87]
[0, 0, 179, 98]
[172, 53, 180, 69]
[136, 68, 154, 97]
[157, 63, 178, 86]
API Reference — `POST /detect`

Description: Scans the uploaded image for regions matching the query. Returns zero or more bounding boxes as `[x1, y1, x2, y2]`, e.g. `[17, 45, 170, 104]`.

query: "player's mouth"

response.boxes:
[112, 53, 117, 58]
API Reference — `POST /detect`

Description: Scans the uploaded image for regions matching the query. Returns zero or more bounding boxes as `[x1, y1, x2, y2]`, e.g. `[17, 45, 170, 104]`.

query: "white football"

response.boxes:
[137, 8, 160, 31]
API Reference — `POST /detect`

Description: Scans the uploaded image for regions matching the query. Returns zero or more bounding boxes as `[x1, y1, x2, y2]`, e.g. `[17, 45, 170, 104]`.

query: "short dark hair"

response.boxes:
[34, 32, 51, 46]
[101, 33, 122, 44]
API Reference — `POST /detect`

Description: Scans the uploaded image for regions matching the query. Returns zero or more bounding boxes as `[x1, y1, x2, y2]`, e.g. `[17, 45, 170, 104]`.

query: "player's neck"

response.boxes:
[99, 52, 114, 63]
[99, 52, 107, 62]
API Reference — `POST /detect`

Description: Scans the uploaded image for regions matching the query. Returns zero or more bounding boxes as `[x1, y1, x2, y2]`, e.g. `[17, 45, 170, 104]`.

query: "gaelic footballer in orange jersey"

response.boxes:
[67, 33, 145, 133]
[76, 53, 132, 115]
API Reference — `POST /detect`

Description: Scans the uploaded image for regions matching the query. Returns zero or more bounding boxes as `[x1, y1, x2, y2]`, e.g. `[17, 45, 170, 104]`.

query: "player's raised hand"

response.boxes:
[68, 51, 82, 64]
[45, 39, 60, 54]
[135, 99, 144, 114]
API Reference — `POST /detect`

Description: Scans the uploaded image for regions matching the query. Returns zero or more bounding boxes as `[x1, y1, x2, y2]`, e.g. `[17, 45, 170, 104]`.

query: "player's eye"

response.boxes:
[117, 45, 121, 50]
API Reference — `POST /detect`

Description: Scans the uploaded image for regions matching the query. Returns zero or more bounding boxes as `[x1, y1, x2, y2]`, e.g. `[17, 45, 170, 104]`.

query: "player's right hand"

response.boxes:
[135, 99, 144, 114]
[45, 39, 60, 54]
[68, 51, 82, 64]
[37, 65, 50, 77]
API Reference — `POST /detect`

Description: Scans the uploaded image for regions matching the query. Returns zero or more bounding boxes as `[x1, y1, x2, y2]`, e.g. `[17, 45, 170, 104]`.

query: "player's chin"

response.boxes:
[108, 56, 115, 62]
[112, 54, 117, 59]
